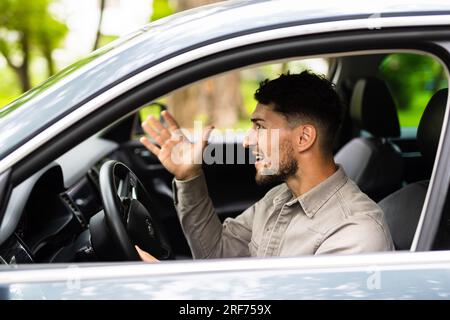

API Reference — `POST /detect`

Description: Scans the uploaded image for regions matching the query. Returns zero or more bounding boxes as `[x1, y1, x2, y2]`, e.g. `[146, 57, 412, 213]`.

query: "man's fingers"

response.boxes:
[142, 121, 165, 146]
[139, 136, 160, 156]
[160, 111, 188, 141]
[161, 110, 180, 131]
[135, 245, 159, 263]
[147, 116, 171, 140]
[202, 125, 214, 148]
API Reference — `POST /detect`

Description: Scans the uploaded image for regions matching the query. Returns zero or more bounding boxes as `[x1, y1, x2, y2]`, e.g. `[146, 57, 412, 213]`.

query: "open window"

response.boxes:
[0, 46, 449, 264]
[124, 51, 448, 256]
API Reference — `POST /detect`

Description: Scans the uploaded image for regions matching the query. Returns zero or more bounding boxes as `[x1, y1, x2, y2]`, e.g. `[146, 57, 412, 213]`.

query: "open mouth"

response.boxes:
[253, 152, 267, 168]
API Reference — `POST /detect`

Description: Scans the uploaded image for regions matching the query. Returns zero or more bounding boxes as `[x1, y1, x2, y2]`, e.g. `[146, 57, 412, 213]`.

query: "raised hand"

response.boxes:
[140, 110, 213, 181]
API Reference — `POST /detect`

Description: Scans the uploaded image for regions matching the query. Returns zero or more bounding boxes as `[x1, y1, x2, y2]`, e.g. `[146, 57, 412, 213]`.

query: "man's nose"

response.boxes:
[243, 128, 257, 148]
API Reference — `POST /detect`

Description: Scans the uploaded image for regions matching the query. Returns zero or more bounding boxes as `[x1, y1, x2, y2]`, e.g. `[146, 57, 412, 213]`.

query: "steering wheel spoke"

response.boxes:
[89, 160, 173, 261]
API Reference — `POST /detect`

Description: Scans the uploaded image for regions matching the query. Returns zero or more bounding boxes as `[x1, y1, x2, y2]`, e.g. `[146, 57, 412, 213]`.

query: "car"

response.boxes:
[0, 0, 450, 299]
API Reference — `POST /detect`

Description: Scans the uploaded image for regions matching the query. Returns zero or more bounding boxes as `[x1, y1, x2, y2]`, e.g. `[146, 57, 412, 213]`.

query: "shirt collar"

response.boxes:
[273, 165, 348, 219]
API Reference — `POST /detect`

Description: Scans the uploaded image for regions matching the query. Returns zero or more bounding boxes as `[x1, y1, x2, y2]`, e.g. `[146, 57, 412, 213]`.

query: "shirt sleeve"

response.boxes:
[172, 171, 255, 259]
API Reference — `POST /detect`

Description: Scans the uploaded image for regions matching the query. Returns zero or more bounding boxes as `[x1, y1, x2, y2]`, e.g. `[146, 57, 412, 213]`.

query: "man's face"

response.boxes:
[243, 103, 298, 185]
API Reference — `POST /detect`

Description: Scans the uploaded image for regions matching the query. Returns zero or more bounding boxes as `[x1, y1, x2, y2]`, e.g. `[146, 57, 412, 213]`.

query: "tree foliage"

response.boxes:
[380, 53, 446, 110]
[379, 53, 447, 127]
[151, 0, 175, 21]
[0, 0, 68, 92]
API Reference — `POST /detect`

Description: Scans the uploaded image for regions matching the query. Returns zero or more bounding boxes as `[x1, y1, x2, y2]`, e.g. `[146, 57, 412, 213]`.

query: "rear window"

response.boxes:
[378, 53, 447, 129]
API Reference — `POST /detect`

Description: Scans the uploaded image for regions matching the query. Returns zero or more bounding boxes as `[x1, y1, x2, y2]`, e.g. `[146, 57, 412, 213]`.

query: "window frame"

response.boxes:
[1, 27, 450, 255]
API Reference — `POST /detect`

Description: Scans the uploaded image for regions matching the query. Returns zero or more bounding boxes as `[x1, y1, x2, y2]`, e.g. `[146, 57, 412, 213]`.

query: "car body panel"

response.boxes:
[1, 0, 450, 300]
[1, 251, 450, 299]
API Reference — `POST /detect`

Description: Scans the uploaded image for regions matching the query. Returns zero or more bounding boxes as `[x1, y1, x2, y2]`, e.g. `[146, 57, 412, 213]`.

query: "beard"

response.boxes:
[255, 140, 298, 186]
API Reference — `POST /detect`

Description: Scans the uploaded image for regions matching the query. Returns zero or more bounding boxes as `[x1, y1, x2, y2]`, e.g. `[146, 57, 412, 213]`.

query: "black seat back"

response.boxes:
[378, 88, 448, 250]
[335, 78, 403, 201]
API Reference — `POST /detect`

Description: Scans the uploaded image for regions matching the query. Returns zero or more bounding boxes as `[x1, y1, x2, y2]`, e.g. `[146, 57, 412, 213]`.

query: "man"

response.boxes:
[137, 71, 394, 261]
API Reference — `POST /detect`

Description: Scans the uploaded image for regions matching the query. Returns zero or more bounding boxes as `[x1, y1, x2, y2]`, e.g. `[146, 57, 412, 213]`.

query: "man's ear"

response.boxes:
[296, 124, 317, 152]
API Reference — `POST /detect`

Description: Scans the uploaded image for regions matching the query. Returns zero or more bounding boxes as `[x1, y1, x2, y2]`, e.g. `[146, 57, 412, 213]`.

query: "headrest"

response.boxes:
[350, 78, 400, 138]
[417, 88, 448, 167]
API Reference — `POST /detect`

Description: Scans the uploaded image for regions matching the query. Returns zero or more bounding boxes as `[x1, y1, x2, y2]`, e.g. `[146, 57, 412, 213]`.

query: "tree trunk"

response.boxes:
[17, 32, 31, 92]
[93, 0, 106, 51]
[16, 65, 31, 92]
[42, 44, 56, 76]
[208, 72, 241, 128]
[0, 40, 30, 92]
[168, 0, 242, 130]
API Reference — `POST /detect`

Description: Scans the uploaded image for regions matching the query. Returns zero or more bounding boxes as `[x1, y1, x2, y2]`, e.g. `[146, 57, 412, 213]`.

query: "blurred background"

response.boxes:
[0, 0, 447, 130]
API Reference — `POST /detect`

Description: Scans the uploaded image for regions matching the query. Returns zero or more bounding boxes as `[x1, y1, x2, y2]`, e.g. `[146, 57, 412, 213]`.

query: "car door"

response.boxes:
[2, 250, 450, 299]
[2, 3, 450, 302]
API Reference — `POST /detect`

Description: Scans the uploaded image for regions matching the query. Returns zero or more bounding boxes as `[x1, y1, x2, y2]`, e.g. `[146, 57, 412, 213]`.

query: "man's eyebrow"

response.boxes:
[250, 117, 265, 123]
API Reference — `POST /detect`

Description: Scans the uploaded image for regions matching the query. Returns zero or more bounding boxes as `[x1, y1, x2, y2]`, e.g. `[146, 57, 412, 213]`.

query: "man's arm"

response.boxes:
[173, 172, 255, 259]
[315, 217, 394, 255]
[139, 110, 254, 260]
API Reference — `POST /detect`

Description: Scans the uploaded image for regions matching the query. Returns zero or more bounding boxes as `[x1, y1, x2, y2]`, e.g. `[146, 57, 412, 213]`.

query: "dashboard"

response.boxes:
[0, 135, 118, 264]
[0, 131, 261, 264]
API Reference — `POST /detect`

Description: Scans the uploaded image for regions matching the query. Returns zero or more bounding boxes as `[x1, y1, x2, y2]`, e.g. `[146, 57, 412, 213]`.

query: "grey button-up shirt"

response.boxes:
[172, 166, 394, 259]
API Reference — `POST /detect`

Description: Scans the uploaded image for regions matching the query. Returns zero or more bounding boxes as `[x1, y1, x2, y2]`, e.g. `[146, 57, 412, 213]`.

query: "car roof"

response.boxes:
[0, 0, 450, 163]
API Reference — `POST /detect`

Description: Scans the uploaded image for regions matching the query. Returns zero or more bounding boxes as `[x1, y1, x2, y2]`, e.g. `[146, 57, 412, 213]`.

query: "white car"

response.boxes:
[0, 0, 450, 299]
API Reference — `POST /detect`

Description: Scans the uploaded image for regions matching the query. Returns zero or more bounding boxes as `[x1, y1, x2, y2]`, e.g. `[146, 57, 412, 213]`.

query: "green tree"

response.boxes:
[379, 53, 447, 127]
[151, 0, 174, 21]
[162, 0, 243, 129]
[93, 0, 106, 51]
[0, 0, 68, 92]
[380, 53, 446, 110]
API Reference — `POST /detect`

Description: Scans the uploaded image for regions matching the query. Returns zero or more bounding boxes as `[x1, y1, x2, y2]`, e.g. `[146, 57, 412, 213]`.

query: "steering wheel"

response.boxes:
[89, 160, 172, 261]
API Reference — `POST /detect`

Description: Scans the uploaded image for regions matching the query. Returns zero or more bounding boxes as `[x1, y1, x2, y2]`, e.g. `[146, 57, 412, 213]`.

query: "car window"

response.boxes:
[378, 53, 448, 136]
[5, 51, 448, 266]
[138, 58, 330, 132]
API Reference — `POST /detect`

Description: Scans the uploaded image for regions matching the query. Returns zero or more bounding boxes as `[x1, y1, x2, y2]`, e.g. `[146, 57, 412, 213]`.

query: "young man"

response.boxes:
[138, 71, 394, 261]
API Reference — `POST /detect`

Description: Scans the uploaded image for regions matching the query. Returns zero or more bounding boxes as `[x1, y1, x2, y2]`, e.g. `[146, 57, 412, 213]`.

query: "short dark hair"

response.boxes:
[254, 70, 343, 154]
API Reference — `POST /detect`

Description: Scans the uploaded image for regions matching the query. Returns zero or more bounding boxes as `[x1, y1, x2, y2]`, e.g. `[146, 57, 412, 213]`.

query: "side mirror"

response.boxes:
[135, 101, 169, 135]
